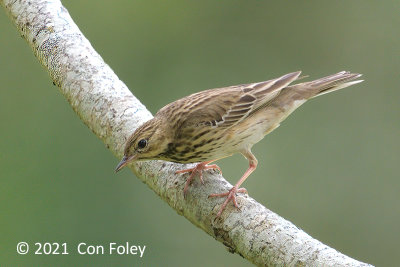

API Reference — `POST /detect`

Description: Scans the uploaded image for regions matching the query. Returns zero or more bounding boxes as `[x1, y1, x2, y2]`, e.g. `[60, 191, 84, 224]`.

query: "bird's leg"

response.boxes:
[176, 160, 222, 197]
[209, 150, 258, 217]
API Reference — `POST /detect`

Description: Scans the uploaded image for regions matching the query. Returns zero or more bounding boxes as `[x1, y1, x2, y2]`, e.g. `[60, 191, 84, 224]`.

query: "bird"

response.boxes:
[115, 71, 363, 217]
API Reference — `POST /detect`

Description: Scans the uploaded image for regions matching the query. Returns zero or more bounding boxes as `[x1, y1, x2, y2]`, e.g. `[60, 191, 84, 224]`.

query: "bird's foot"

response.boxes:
[208, 186, 248, 217]
[176, 162, 221, 198]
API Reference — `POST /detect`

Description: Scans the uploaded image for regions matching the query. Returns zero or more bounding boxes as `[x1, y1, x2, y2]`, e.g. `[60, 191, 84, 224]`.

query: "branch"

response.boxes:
[1, 1, 372, 266]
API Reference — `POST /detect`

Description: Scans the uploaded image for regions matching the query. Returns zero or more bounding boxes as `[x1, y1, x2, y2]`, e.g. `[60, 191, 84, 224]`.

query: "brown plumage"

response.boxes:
[115, 71, 363, 217]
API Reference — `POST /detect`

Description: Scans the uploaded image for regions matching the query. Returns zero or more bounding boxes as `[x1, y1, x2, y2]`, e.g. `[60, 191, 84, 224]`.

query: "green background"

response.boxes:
[1, 1, 399, 266]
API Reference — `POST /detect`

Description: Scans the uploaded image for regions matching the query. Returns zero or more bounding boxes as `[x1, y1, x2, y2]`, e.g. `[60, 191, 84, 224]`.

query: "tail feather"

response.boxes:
[291, 71, 363, 99]
[265, 71, 363, 127]
[315, 79, 363, 97]
[312, 71, 363, 98]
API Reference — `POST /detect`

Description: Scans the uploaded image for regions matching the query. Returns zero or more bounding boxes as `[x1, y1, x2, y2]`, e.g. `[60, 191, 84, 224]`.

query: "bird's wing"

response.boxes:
[220, 71, 302, 128]
[157, 71, 301, 131]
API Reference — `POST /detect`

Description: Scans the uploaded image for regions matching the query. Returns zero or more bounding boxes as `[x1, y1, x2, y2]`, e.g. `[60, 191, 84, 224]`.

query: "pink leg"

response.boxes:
[176, 160, 222, 197]
[209, 149, 258, 217]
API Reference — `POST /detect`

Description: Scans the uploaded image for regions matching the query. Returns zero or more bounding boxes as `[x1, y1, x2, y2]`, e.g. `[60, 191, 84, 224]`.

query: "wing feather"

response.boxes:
[216, 71, 301, 128]
[157, 71, 301, 132]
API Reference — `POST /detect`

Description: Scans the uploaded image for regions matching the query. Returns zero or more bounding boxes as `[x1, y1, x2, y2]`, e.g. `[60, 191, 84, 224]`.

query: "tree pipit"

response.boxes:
[115, 71, 363, 217]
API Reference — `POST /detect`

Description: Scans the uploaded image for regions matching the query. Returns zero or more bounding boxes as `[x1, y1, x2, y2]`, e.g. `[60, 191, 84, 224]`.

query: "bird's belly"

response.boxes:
[229, 101, 304, 148]
[169, 109, 287, 163]
[238, 114, 280, 138]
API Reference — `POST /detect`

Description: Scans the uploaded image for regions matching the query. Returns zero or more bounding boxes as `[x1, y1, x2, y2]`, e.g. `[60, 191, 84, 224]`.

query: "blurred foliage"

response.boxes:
[1, 1, 399, 266]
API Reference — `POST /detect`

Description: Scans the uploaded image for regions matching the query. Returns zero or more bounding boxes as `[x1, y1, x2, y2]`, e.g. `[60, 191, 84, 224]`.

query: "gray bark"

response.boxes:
[1, 0, 373, 266]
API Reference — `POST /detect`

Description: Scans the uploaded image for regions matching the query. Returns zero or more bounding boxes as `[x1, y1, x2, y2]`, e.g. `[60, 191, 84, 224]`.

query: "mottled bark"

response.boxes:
[1, 1, 372, 266]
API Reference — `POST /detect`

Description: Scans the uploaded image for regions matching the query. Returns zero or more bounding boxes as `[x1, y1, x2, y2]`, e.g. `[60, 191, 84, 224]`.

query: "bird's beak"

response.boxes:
[114, 155, 136, 173]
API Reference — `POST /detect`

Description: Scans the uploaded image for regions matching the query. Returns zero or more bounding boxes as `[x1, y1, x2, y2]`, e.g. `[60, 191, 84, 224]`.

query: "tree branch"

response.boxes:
[1, 0, 372, 266]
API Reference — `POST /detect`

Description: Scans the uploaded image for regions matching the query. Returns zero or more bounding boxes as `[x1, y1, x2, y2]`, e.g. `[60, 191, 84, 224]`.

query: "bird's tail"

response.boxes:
[294, 71, 363, 98]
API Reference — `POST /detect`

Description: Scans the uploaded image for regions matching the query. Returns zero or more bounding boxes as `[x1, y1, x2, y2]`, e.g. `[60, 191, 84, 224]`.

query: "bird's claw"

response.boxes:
[209, 186, 248, 217]
[207, 164, 222, 175]
[176, 162, 221, 198]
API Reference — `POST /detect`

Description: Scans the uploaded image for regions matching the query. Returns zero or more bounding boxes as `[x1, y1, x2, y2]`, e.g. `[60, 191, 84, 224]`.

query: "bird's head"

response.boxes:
[114, 118, 170, 172]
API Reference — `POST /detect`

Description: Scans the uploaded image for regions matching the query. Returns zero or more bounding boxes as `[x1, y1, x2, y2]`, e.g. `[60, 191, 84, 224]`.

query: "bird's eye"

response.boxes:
[137, 139, 148, 149]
